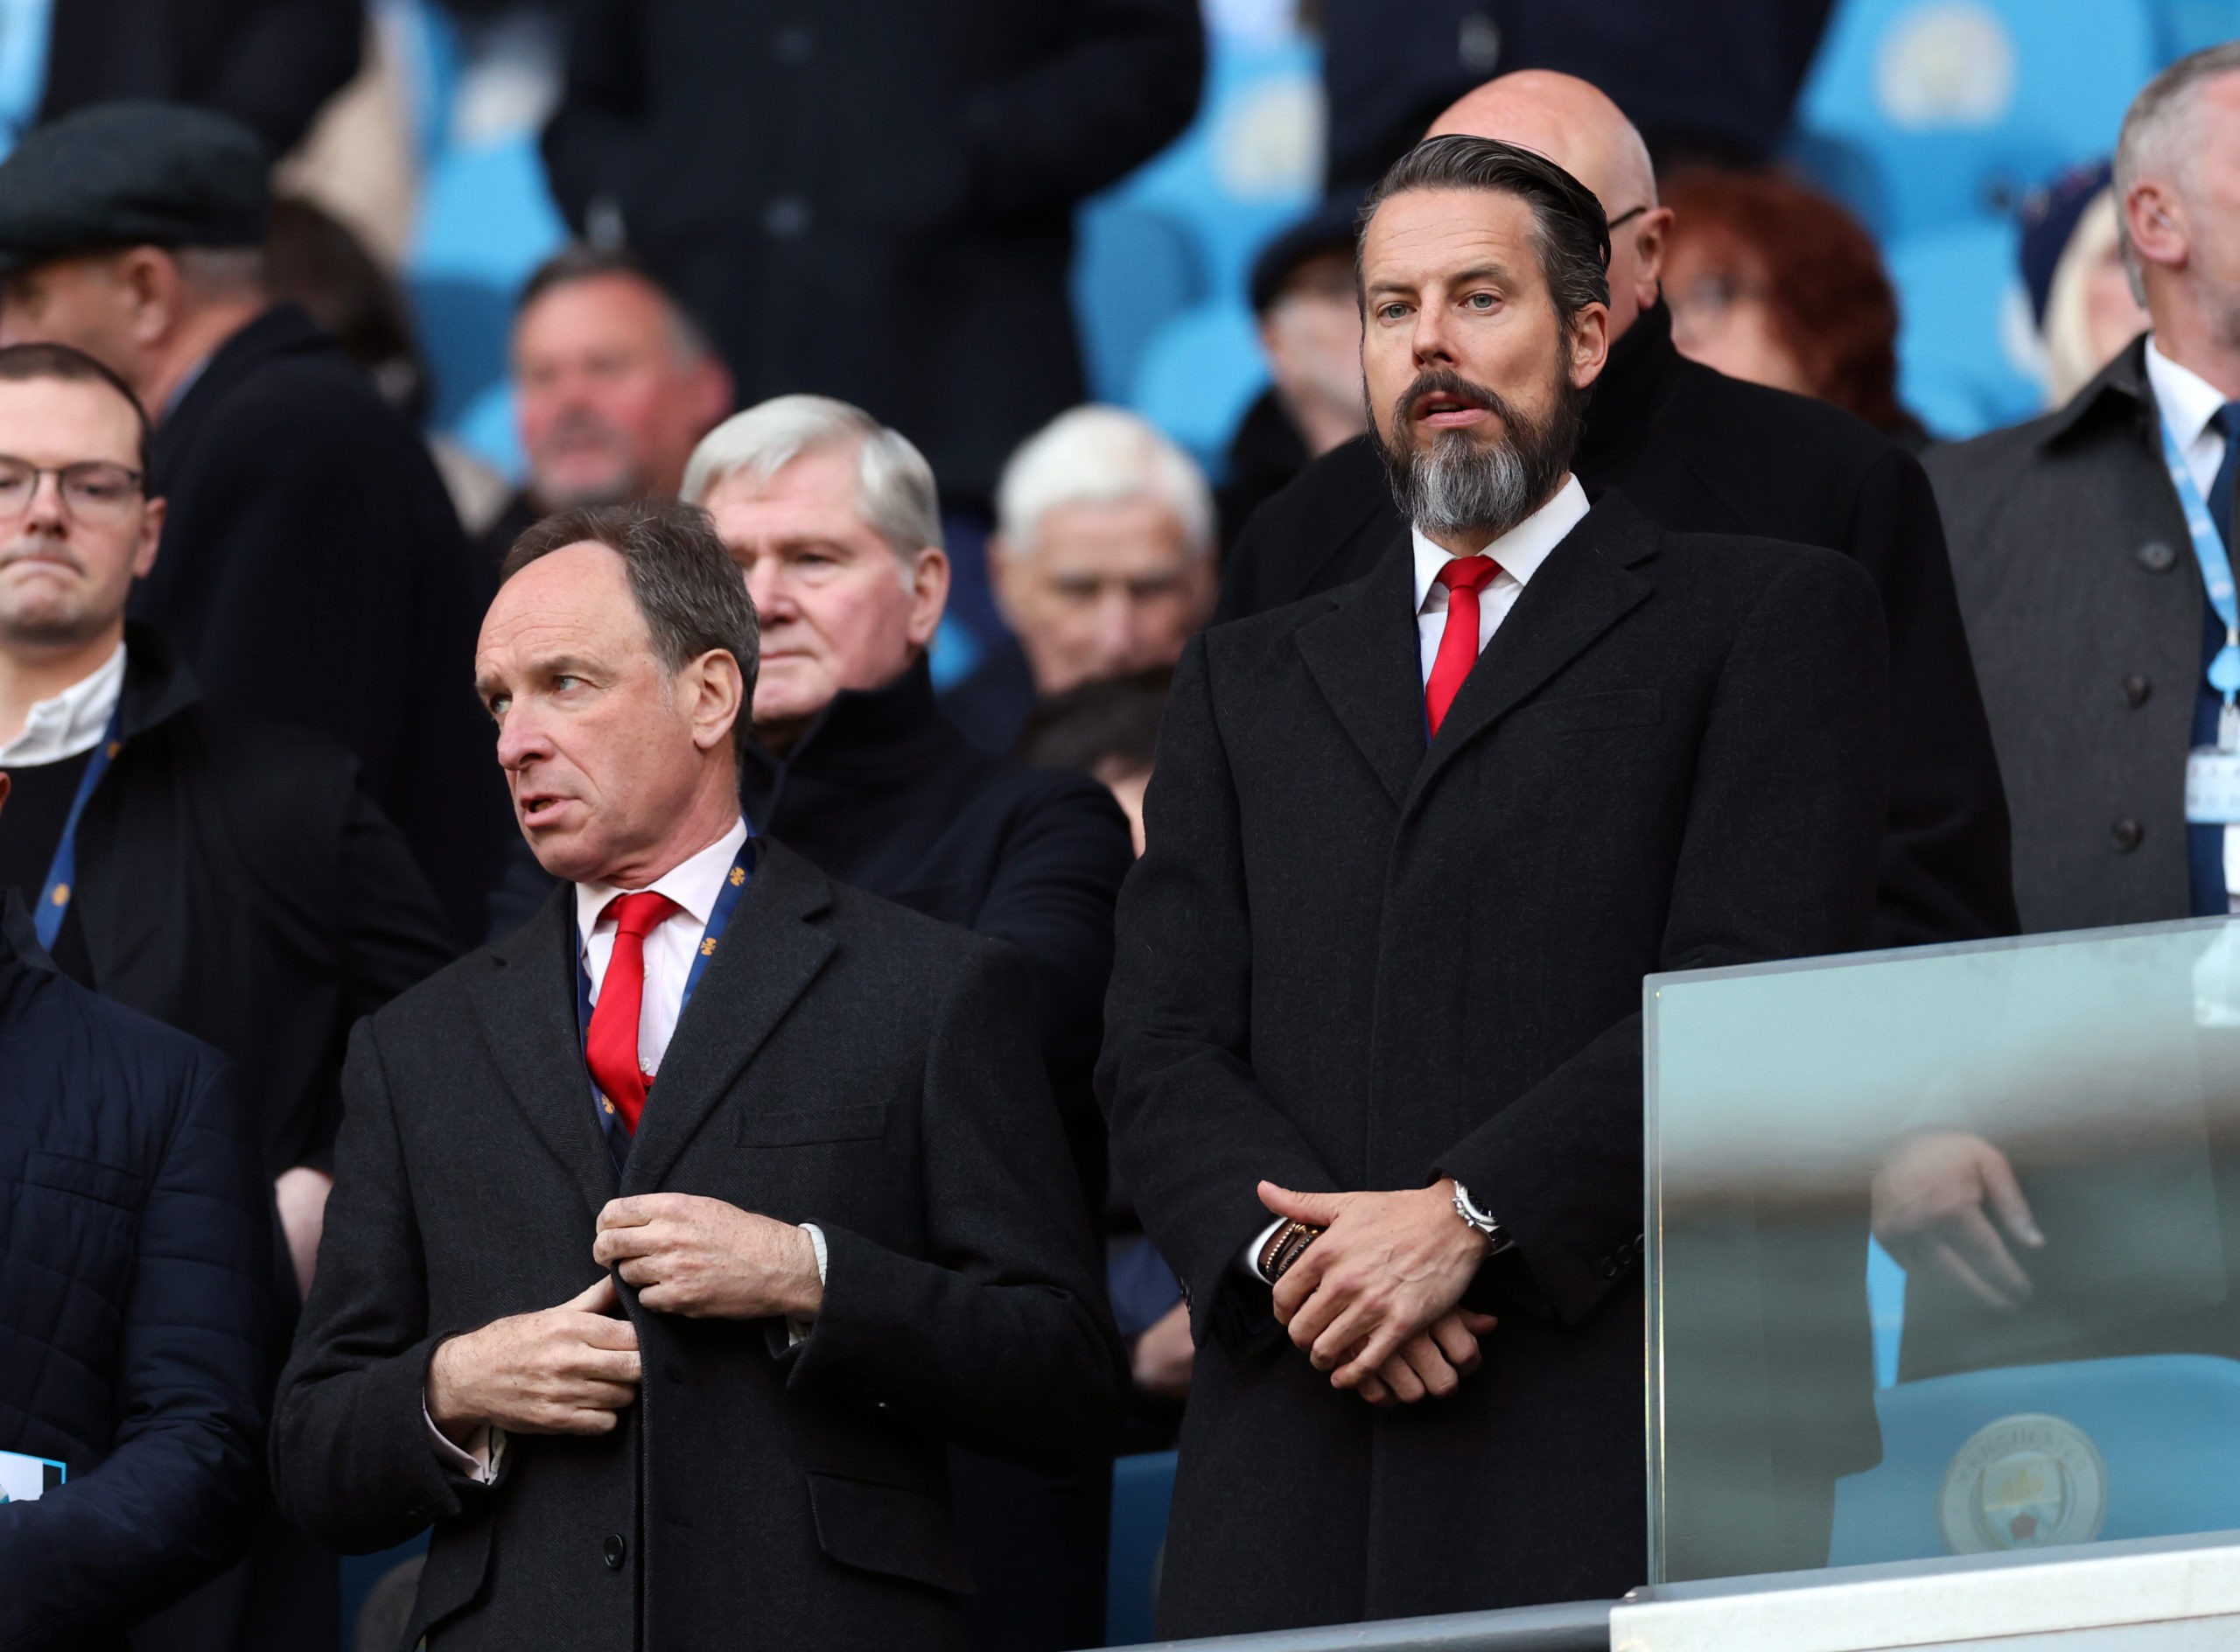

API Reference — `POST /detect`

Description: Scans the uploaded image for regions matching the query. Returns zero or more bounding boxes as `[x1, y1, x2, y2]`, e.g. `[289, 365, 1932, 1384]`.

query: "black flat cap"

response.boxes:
[0, 101, 269, 275]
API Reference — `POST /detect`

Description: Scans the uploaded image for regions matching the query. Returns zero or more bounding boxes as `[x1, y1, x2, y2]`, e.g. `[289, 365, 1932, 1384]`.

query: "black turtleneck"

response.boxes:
[739, 657, 1133, 1170]
[1212, 296, 2018, 951]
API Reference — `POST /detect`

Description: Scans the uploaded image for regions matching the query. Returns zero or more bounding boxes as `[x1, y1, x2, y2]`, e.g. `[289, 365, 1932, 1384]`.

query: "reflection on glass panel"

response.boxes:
[1648, 916, 2240, 1586]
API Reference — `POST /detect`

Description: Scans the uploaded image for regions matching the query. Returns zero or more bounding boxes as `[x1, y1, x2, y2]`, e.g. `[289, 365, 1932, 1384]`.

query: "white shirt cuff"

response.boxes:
[1241, 1217, 1285, 1283]
[787, 1222, 828, 1348]
[424, 1396, 504, 1486]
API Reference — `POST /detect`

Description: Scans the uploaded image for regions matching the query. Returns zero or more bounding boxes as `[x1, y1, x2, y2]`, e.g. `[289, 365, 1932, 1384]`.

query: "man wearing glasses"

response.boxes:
[0, 340, 456, 1643]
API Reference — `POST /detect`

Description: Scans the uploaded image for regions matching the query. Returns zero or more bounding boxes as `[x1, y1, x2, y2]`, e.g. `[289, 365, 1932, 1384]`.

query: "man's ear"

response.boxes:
[905, 546, 950, 650]
[1568, 301, 1612, 388]
[2126, 178, 2189, 278]
[116, 247, 183, 348]
[688, 649, 747, 752]
[1631, 206, 1675, 310]
[133, 495, 165, 581]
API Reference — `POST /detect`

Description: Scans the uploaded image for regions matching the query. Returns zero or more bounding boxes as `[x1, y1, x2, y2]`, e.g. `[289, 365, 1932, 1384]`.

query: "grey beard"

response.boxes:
[1394, 428, 1542, 542]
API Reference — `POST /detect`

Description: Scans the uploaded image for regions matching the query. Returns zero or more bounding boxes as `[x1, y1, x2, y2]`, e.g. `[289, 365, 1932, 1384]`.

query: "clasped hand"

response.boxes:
[1260, 1180, 1497, 1408]
[429, 1194, 821, 1444]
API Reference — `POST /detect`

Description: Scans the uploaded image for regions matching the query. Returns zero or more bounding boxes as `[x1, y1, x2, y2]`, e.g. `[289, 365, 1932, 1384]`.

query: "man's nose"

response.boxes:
[1410, 304, 1457, 368]
[494, 704, 551, 770]
[1092, 590, 1144, 667]
[22, 471, 67, 530]
[742, 563, 794, 622]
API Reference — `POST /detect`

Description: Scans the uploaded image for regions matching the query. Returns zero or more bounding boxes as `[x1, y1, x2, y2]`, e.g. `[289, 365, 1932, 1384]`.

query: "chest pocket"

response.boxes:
[739, 1101, 889, 1146]
[1504, 688, 1662, 735]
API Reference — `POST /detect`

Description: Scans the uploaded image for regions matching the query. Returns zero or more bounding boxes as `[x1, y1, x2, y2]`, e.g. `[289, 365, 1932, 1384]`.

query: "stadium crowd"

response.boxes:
[4, 4, 2239, 1649]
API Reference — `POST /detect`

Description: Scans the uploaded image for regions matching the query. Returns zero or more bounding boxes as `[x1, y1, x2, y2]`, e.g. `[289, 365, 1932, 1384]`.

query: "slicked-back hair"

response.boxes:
[1357, 134, 1612, 335]
[0, 340, 151, 472]
[502, 499, 760, 756]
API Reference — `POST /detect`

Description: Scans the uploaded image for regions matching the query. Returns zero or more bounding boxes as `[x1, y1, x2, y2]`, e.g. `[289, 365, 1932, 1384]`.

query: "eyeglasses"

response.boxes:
[0, 457, 144, 525]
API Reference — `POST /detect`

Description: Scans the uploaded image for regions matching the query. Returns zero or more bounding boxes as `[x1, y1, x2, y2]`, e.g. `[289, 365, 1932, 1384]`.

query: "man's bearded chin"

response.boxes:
[1368, 367, 1583, 543]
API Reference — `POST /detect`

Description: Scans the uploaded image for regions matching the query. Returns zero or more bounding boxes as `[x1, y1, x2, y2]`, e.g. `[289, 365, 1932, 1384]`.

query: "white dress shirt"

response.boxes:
[1239, 479, 1592, 1281]
[574, 816, 751, 1080]
[0, 640, 123, 766]
[1410, 474, 1590, 684]
[428, 816, 828, 1484]
[2145, 338, 2240, 904]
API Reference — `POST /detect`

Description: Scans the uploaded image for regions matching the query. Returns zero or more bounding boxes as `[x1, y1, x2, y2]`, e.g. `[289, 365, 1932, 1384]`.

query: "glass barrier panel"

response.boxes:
[1647, 916, 2240, 1585]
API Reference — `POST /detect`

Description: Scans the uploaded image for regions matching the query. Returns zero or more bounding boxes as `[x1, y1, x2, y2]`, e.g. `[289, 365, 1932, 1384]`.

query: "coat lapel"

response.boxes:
[1295, 530, 1428, 808]
[1406, 494, 1660, 817]
[467, 885, 616, 1223]
[621, 840, 836, 1194]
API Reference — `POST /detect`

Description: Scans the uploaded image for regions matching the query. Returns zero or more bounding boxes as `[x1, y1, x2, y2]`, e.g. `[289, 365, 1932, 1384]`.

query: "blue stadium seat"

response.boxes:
[1108, 1449, 1179, 1647]
[2147, 0, 2240, 59]
[1796, 0, 2158, 242]
[1130, 303, 1270, 480]
[1071, 23, 1318, 460]
[1073, 204, 1207, 405]
[407, 132, 568, 458]
[1886, 220, 2048, 438]
[1868, 1238, 1907, 1390]
[1830, 1354, 2240, 1565]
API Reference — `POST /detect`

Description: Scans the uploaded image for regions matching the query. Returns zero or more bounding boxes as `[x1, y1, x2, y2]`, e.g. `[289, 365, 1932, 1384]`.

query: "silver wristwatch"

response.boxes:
[1451, 1180, 1513, 1253]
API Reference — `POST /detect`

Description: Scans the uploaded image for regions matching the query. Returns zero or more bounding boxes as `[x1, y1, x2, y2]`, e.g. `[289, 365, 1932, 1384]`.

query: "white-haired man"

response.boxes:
[683, 396, 1133, 1652]
[943, 405, 1216, 755]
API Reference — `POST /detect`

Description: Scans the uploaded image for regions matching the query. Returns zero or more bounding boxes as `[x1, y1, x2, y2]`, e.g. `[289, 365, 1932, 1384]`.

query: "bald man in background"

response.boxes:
[1219, 71, 2015, 952]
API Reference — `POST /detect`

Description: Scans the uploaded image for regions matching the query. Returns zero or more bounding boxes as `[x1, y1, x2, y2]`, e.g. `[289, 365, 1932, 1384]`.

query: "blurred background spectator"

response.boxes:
[485, 245, 732, 560]
[1217, 195, 1367, 548]
[947, 405, 1214, 755]
[2020, 158, 2152, 407]
[1662, 167, 1928, 446]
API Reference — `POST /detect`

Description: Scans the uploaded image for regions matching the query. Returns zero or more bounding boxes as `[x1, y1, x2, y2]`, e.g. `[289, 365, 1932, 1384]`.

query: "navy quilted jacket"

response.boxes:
[0, 894, 273, 1650]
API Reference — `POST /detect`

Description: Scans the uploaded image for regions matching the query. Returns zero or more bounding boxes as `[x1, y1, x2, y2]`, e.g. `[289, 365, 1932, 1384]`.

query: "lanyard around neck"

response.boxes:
[2159, 413, 2240, 715]
[32, 703, 124, 951]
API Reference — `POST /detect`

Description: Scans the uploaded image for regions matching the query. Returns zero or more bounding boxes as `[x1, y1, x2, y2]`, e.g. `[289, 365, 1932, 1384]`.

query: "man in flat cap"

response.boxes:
[0, 101, 511, 947]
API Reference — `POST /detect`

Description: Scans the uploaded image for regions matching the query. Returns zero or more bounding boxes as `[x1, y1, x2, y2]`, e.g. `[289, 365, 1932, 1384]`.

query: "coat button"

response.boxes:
[763, 196, 810, 240]
[602, 1534, 626, 1570]
[2122, 673, 2152, 708]
[2112, 817, 2146, 852]
[2138, 540, 2180, 574]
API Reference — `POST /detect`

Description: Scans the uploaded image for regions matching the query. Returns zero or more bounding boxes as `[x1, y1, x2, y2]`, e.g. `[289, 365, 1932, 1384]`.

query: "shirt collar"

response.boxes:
[2146, 334, 2230, 452]
[0, 640, 125, 766]
[574, 816, 750, 954]
[1410, 473, 1590, 613]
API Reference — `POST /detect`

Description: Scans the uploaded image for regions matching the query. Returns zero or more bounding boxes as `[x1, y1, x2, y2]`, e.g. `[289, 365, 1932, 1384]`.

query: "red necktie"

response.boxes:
[585, 891, 679, 1135]
[1425, 555, 1502, 738]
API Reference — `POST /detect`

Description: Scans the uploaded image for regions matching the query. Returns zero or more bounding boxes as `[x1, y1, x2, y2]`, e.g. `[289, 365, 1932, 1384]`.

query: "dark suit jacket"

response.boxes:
[1215, 302, 2015, 953]
[1, 626, 457, 1178]
[272, 840, 1122, 1651]
[1099, 495, 1888, 1634]
[0, 896, 273, 1652]
[134, 304, 511, 942]
[540, 0, 1201, 501]
[1922, 338, 2201, 934]
[40, 0, 360, 156]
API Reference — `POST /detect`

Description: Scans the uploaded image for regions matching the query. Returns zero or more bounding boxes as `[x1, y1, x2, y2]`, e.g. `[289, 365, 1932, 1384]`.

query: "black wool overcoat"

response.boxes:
[272, 842, 1124, 1652]
[1215, 302, 2014, 952]
[1100, 495, 1889, 1634]
[133, 304, 512, 943]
